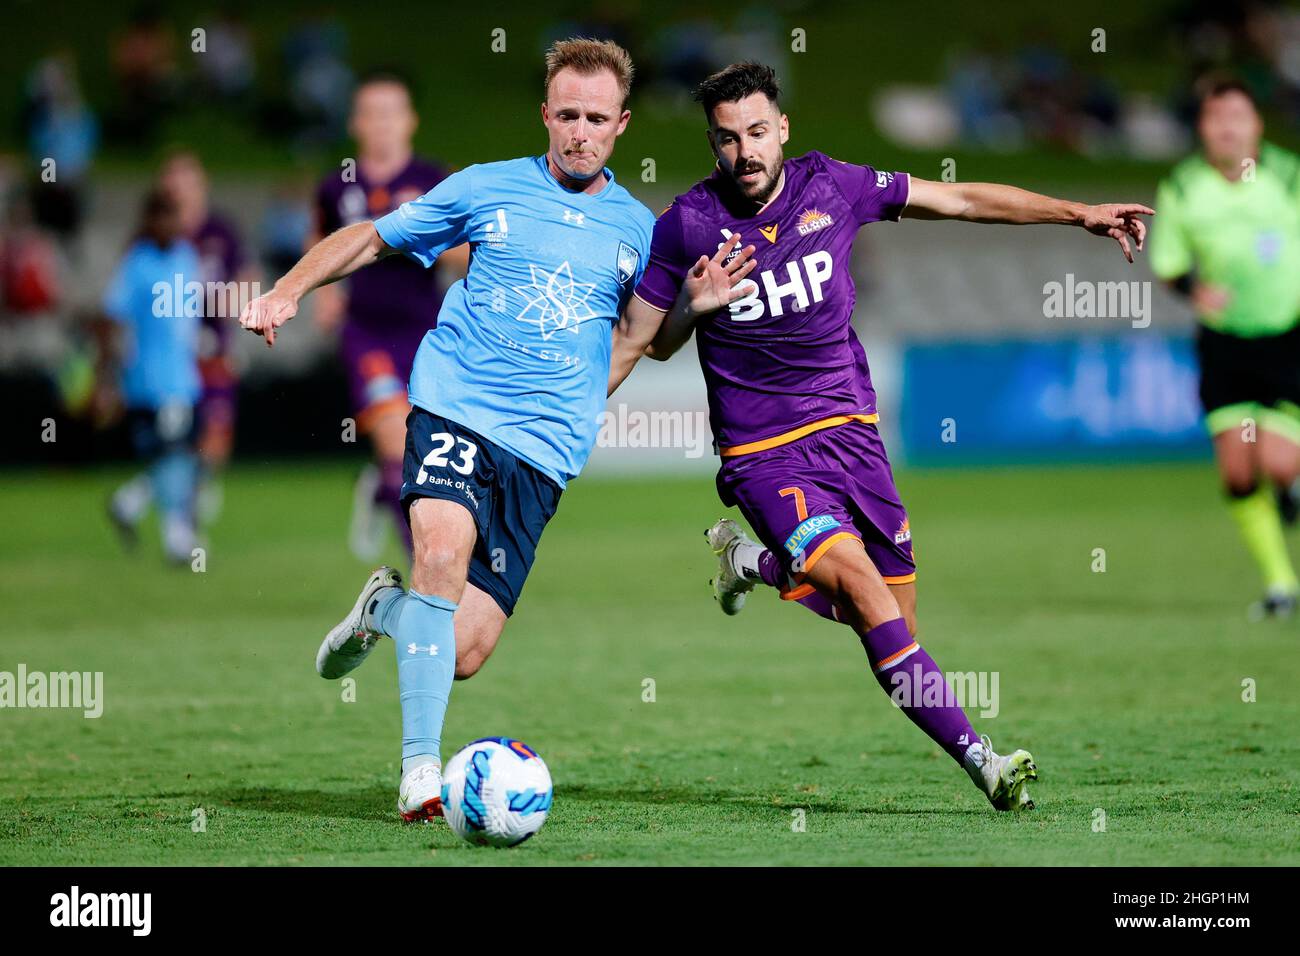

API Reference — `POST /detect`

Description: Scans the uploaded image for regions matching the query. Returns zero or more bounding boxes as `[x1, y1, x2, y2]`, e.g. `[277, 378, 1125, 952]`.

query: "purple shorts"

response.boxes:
[198, 356, 238, 437]
[340, 320, 422, 430]
[716, 420, 915, 598]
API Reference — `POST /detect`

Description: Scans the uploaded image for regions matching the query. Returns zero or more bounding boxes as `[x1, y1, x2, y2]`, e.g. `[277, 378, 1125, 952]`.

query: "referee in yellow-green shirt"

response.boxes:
[1151, 76, 1300, 618]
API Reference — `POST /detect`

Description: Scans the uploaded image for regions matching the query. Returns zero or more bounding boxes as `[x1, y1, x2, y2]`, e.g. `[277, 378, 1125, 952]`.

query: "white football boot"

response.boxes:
[706, 518, 759, 616]
[963, 735, 1038, 811]
[315, 566, 403, 679]
[397, 761, 444, 822]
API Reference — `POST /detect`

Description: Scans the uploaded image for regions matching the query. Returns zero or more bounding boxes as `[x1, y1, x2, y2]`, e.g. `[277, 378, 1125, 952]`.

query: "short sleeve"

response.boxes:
[633, 202, 690, 312]
[374, 168, 474, 268]
[1148, 178, 1192, 281]
[823, 156, 911, 225]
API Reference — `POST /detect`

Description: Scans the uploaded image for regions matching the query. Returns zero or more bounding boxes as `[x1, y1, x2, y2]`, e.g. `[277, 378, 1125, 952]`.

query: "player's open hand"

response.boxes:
[1081, 203, 1155, 263]
[239, 287, 299, 347]
[682, 233, 758, 315]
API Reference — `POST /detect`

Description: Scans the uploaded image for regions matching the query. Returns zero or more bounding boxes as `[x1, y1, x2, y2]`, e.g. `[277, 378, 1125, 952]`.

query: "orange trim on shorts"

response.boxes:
[778, 532, 863, 600]
[720, 413, 880, 457]
[779, 583, 816, 601]
[801, 531, 861, 574]
[882, 572, 917, 585]
[356, 394, 411, 432]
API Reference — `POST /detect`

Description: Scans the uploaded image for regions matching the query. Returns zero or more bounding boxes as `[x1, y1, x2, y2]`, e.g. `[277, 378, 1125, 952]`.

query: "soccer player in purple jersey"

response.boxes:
[312, 71, 468, 558]
[158, 149, 257, 525]
[610, 62, 1153, 811]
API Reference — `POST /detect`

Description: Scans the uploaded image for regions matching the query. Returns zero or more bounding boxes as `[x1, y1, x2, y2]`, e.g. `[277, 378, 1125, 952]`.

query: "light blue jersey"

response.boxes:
[103, 238, 203, 409]
[374, 155, 655, 486]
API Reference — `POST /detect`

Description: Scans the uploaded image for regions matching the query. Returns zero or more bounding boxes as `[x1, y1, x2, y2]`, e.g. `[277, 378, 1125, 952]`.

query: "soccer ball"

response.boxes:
[441, 737, 553, 847]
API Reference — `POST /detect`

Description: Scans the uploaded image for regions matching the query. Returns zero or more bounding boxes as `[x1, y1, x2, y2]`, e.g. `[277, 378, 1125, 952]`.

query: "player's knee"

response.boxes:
[820, 566, 896, 628]
[412, 538, 461, 577]
[1223, 476, 1258, 499]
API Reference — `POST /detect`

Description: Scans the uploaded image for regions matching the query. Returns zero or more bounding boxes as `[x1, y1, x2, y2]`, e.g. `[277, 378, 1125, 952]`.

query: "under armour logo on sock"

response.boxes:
[405, 643, 439, 656]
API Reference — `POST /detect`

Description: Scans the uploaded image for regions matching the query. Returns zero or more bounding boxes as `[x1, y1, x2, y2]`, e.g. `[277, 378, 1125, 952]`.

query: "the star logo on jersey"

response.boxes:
[759, 222, 780, 243]
[512, 261, 599, 340]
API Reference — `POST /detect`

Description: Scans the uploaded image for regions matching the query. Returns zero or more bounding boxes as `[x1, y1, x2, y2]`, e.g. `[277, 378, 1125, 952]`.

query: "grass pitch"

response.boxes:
[1, 459, 1297, 866]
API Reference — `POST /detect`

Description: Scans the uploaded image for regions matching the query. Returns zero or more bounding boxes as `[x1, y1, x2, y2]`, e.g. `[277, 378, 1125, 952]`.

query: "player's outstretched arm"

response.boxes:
[239, 222, 395, 347]
[608, 233, 757, 396]
[904, 178, 1154, 263]
[646, 234, 757, 360]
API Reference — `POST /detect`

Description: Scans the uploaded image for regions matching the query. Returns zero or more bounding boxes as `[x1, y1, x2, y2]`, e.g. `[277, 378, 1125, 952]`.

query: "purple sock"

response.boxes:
[795, 589, 839, 622]
[860, 617, 977, 765]
[377, 459, 412, 555]
[758, 549, 784, 588]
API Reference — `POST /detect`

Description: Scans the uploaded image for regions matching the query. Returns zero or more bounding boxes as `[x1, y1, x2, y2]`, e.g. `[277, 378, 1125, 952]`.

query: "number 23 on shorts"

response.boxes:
[416, 431, 478, 483]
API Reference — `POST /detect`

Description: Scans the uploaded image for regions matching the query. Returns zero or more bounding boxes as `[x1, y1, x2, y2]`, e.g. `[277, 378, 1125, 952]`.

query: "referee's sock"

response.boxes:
[1228, 487, 1299, 595]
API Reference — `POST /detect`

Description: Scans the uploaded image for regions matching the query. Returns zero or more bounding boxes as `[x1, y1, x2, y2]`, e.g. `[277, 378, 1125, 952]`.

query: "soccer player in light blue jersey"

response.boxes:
[102, 188, 205, 564]
[239, 39, 756, 821]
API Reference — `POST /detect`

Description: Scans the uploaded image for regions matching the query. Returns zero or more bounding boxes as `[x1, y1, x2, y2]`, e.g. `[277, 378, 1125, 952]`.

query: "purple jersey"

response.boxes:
[315, 156, 450, 334]
[635, 150, 909, 454]
[192, 212, 246, 350]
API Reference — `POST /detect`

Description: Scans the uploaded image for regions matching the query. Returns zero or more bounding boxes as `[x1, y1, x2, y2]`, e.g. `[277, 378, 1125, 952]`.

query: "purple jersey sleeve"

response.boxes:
[373, 169, 473, 269]
[633, 201, 690, 312]
[823, 156, 911, 225]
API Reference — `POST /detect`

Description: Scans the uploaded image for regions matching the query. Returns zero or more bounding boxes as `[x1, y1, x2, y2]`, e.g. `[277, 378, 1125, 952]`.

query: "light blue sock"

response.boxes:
[372, 588, 457, 773]
[151, 449, 198, 519]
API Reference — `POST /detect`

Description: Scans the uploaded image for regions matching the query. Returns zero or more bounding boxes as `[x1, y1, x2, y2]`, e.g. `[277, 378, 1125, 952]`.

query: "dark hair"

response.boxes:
[356, 68, 418, 102]
[142, 187, 177, 220]
[136, 187, 178, 244]
[1196, 73, 1258, 114]
[693, 61, 780, 118]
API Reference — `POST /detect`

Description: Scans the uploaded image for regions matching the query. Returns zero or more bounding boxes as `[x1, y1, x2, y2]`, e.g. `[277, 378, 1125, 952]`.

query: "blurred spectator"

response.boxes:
[23, 51, 98, 243]
[109, 4, 181, 143]
[282, 15, 354, 149]
[195, 7, 256, 103]
[0, 190, 62, 317]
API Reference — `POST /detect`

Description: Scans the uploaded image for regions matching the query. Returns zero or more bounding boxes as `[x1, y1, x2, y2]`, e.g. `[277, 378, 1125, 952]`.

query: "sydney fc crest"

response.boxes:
[616, 242, 639, 285]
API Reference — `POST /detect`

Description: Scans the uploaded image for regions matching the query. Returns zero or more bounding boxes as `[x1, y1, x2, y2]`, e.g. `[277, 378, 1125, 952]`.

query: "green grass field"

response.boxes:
[2, 459, 1298, 866]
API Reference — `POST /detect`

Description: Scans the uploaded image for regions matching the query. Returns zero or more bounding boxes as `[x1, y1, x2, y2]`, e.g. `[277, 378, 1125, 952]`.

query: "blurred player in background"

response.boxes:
[101, 189, 203, 563]
[612, 62, 1152, 811]
[312, 70, 466, 559]
[1151, 77, 1300, 620]
[158, 149, 255, 525]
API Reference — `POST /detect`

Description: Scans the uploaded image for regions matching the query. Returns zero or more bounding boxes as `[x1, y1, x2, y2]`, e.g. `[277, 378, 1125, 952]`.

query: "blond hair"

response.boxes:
[544, 37, 634, 108]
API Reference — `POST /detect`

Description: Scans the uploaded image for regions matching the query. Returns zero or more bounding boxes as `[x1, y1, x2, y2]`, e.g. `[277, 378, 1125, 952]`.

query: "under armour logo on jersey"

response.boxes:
[562, 210, 585, 226]
[406, 643, 440, 656]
